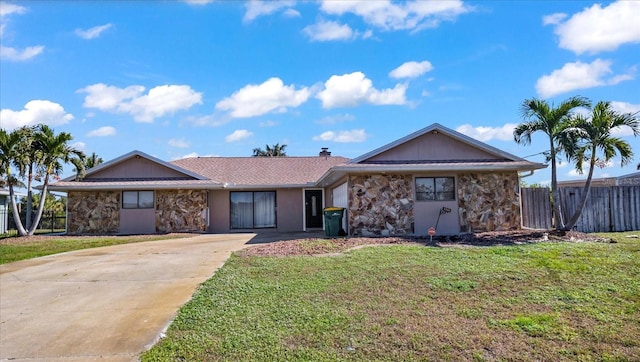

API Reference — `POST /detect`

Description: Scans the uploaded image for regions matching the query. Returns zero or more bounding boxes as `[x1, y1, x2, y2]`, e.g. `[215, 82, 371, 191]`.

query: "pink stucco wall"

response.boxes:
[88, 157, 187, 179]
[208, 189, 304, 233]
[120, 208, 155, 234]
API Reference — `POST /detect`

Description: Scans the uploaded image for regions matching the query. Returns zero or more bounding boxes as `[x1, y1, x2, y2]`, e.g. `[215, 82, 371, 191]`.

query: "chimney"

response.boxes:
[319, 147, 331, 157]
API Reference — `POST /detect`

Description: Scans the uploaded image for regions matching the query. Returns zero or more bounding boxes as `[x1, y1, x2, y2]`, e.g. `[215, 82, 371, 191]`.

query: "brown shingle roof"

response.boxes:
[171, 156, 349, 186]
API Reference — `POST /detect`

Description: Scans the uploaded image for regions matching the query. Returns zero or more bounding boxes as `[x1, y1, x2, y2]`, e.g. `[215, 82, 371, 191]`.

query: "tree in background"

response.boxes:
[560, 101, 639, 231]
[252, 143, 287, 157]
[514, 96, 591, 231]
[84, 152, 103, 169]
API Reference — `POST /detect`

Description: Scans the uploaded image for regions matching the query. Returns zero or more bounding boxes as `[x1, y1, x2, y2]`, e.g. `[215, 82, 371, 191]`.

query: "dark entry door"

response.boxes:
[305, 190, 323, 228]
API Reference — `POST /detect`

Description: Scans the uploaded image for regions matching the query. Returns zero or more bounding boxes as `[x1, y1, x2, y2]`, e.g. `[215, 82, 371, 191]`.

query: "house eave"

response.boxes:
[46, 181, 317, 192]
[315, 162, 546, 187]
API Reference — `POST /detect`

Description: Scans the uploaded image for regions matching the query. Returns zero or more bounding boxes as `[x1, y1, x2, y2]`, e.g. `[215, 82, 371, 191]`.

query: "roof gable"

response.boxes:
[69, 150, 207, 182]
[350, 123, 525, 164]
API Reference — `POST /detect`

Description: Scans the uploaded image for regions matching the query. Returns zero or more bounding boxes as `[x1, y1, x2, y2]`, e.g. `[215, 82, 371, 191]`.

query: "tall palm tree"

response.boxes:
[514, 96, 591, 230]
[25, 125, 85, 235]
[561, 101, 639, 231]
[12, 126, 41, 229]
[252, 143, 287, 157]
[0, 128, 29, 235]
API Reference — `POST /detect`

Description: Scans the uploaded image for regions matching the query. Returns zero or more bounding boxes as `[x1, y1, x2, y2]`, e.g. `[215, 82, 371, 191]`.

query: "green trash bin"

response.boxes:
[323, 207, 344, 237]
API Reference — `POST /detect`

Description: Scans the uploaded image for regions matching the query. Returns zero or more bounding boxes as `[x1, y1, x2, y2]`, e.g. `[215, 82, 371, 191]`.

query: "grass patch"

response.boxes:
[0, 234, 190, 264]
[143, 231, 640, 361]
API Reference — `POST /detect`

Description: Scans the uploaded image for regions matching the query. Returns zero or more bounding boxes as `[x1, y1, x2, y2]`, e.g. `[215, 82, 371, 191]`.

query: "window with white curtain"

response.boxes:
[230, 191, 276, 229]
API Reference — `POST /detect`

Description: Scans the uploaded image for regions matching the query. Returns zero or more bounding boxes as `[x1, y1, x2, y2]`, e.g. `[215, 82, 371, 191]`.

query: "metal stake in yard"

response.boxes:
[430, 207, 452, 242]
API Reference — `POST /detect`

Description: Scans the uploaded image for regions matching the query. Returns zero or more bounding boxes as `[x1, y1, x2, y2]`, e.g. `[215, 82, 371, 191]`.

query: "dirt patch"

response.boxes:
[240, 230, 610, 257]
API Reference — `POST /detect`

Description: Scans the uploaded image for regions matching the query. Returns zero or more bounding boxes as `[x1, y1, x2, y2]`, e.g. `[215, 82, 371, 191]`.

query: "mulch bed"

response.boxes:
[240, 230, 611, 257]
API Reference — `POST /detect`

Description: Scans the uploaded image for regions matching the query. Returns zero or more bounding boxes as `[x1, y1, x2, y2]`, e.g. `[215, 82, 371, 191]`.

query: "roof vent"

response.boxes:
[319, 147, 331, 157]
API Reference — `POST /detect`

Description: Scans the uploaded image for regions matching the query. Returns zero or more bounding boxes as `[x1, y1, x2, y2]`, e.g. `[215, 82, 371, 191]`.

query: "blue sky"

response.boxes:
[1, 0, 639, 186]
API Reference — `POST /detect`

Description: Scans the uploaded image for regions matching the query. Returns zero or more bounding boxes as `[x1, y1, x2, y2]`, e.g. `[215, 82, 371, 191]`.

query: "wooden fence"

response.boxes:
[521, 186, 640, 232]
[520, 187, 552, 229]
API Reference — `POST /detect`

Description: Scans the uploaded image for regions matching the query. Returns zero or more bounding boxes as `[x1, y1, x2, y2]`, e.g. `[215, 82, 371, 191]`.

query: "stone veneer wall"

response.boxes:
[457, 172, 521, 232]
[67, 191, 120, 234]
[349, 174, 414, 236]
[155, 190, 207, 233]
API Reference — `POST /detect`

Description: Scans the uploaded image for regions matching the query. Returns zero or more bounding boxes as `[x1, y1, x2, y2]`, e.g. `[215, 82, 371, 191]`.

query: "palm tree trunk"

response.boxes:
[549, 144, 565, 230]
[27, 176, 50, 236]
[8, 182, 28, 236]
[26, 167, 33, 229]
[563, 150, 597, 231]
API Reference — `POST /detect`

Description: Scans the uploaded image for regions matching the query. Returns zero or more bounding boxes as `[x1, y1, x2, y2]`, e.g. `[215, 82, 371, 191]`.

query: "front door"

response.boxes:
[305, 190, 323, 228]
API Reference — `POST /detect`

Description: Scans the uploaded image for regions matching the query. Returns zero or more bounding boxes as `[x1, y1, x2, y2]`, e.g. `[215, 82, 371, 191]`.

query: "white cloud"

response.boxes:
[0, 45, 44, 61]
[320, 0, 472, 32]
[0, 3, 26, 17]
[611, 101, 640, 115]
[0, 100, 73, 130]
[283, 8, 300, 18]
[71, 141, 86, 150]
[87, 126, 116, 137]
[75, 23, 112, 40]
[546, 1, 640, 54]
[455, 123, 517, 142]
[542, 12, 566, 26]
[244, 0, 295, 22]
[303, 20, 357, 42]
[317, 72, 407, 108]
[168, 138, 190, 148]
[0, 3, 44, 61]
[312, 129, 369, 143]
[215, 77, 310, 118]
[535, 59, 635, 98]
[225, 129, 253, 142]
[78, 83, 202, 122]
[389, 60, 433, 79]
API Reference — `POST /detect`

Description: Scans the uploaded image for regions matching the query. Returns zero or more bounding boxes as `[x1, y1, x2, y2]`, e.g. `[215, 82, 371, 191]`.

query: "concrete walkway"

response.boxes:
[0, 234, 255, 361]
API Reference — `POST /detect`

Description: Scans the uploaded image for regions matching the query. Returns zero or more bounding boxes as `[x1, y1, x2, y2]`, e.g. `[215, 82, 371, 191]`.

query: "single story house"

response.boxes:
[49, 123, 545, 236]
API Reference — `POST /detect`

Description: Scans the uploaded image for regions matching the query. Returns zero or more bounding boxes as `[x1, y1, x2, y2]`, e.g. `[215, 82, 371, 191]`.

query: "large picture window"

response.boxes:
[415, 177, 455, 201]
[122, 191, 154, 209]
[230, 191, 276, 229]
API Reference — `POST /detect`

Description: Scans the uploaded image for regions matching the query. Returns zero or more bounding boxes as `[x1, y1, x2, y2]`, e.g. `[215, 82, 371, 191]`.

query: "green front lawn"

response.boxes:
[0, 234, 191, 264]
[143, 231, 640, 361]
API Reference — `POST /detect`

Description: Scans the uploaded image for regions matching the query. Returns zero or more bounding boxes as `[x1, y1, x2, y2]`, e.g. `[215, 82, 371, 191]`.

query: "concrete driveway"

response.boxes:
[0, 233, 255, 361]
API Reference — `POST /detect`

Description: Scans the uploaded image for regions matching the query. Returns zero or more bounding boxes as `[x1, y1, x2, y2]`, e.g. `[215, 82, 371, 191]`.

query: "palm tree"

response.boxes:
[0, 128, 29, 235]
[85, 152, 103, 169]
[513, 96, 591, 230]
[12, 126, 42, 229]
[252, 143, 287, 157]
[25, 125, 85, 235]
[561, 101, 639, 231]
